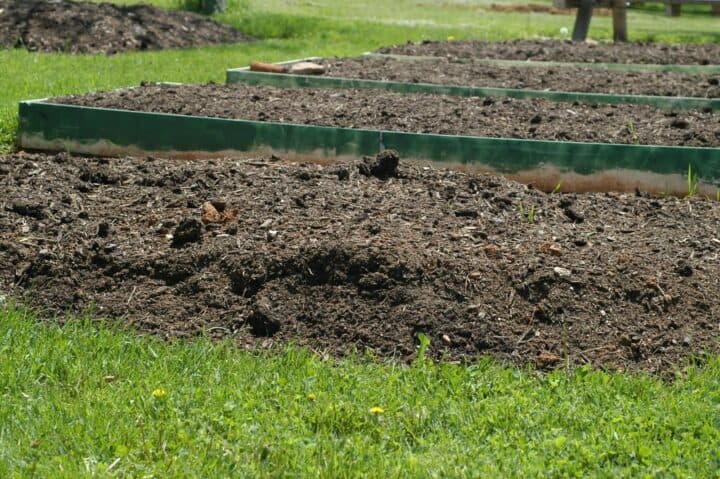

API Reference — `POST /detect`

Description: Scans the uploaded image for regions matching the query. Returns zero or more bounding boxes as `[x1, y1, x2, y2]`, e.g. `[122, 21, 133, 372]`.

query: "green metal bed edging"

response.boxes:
[364, 52, 720, 74]
[17, 99, 720, 192]
[226, 65, 720, 112]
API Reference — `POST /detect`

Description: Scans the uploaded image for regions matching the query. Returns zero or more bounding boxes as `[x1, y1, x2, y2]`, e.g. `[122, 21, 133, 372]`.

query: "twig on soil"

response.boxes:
[516, 326, 536, 346]
[126, 286, 136, 304]
[206, 326, 231, 334]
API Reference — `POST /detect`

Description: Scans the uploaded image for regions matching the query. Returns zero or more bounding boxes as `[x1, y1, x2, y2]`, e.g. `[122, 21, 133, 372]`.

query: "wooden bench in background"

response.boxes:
[554, 0, 720, 42]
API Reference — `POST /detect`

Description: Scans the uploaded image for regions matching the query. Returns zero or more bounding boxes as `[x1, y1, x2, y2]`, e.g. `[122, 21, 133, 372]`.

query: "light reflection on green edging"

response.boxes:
[226, 68, 719, 111]
[17, 100, 720, 188]
[365, 53, 720, 74]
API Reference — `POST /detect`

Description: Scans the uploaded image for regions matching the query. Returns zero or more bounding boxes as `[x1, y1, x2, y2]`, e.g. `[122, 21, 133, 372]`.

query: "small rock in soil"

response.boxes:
[553, 266, 572, 277]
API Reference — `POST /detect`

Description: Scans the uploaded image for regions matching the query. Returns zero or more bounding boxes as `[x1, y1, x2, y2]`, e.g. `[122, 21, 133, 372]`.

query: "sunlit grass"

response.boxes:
[1, 305, 719, 477]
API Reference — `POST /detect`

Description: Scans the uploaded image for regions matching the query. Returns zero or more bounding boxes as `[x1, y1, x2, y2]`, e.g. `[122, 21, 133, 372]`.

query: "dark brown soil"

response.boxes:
[55, 83, 720, 147]
[1, 151, 718, 374]
[378, 39, 720, 65]
[326, 56, 720, 99]
[0, 0, 251, 54]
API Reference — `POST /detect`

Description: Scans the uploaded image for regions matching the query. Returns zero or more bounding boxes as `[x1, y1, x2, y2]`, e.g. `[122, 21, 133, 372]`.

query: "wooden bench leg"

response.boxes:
[571, 0, 594, 42]
[665, 2, 681, 16]
[613, 0, 628, 42]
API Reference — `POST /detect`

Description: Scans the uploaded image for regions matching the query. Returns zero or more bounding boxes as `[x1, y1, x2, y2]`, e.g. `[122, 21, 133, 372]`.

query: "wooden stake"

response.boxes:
[613, 0, 628, 42]
[571, 0, 594, 42]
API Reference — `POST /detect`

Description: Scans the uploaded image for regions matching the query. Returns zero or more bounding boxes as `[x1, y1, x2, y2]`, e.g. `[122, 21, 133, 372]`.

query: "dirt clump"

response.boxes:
[1, 151, 719, 374]
[358, 150, 400, 179]
[172, 218, 203, 248]
[0, 0, 251, 54]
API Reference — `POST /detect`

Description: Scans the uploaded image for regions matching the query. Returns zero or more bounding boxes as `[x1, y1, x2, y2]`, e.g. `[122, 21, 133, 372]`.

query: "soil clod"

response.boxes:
[7, 201, 45, 219]
[172, 218, 203, 248]
[563, 207, 585, 223]
[358, 150, 401, 179]
[97, 222, 110, 238]
[247, 303, 281, 337]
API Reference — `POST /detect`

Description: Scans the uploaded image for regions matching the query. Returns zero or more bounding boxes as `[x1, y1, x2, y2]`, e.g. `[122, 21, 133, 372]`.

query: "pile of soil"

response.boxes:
[1, 152, 718, 374]
[0, 0, 251, 54]
[326, 56, 720, 98]
[55, 83, 720, 147]
[378, 39, 720, 65]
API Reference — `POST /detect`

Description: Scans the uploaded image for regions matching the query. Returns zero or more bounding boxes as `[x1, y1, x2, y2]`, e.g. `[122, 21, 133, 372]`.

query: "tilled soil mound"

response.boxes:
[55, 83, 720, 147]
[0, 0, 251, 54]
[378, 39, 720, 65]
[1, 152, 719, 374]
[326, 56, 720, 98]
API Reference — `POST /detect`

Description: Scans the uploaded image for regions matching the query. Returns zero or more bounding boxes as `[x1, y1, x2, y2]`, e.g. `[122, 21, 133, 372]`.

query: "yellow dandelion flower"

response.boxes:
[152, 388, 167, 398]
[447, 35, 456, 41]
[307, 393, 317, 401]
[369, 406, 384, 414]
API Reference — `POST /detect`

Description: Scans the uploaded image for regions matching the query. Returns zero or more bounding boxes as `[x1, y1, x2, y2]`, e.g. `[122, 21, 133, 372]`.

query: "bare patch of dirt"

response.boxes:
[1, 151, 719, 374]
[54, 83, 720, 147]
[0, 0, 251, 54]
[378, 39, 720, 65]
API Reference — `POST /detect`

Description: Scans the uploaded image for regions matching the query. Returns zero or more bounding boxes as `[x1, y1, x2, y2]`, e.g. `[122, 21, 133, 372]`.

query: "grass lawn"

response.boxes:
[2, 0, 720, 476]
[1, 306, 719, 477]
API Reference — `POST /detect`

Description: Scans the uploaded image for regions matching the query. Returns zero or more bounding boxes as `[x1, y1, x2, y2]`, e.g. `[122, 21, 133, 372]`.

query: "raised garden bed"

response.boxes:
[227, 56, 720, 111]
[377, 39, 720, 67]
[2, 151, 718, 374]
[19, 83, 720, 194]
